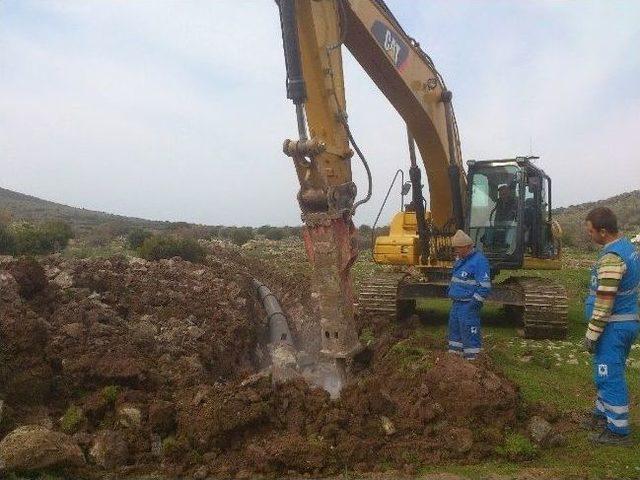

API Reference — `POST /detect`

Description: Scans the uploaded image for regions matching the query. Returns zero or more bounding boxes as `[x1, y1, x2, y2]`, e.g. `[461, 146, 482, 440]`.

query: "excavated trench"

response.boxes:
[0, 250, 527, 478]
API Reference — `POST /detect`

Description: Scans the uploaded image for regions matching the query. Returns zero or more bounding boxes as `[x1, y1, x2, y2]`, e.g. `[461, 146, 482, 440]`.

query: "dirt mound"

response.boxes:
[164, 334, 517, 477]
[0, 254, 261, 429]
[0, 251, 521, 478]
[7, 257, 48, 299]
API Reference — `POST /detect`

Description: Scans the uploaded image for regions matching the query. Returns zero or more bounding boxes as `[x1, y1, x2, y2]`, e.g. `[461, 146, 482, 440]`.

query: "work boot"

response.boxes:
[589, 428, 632, 446]
[580, 414, 606, 431]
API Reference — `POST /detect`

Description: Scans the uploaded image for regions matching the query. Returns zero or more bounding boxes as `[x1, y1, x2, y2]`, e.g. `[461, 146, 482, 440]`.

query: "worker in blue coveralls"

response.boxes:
[581, 207, 640, 445]
[447, 230, 492, 360]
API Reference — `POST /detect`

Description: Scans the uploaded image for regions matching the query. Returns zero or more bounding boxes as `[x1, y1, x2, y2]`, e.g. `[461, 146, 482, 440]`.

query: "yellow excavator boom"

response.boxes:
[277, 0, 467, 359]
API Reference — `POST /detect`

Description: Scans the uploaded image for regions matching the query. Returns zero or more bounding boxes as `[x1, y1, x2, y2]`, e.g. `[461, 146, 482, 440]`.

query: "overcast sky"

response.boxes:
[1, 1, 639, 227]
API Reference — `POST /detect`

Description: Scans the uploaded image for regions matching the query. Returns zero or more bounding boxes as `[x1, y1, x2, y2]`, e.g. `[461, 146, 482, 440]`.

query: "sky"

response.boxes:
[1, 0, 639, 227]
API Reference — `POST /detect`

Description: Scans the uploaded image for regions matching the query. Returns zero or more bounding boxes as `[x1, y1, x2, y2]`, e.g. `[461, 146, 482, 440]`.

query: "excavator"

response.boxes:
[275, 0, 568, 375]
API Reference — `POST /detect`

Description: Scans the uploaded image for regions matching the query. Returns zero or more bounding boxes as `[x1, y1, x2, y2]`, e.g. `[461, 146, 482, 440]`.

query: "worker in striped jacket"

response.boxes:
[582, 207, 640, 445]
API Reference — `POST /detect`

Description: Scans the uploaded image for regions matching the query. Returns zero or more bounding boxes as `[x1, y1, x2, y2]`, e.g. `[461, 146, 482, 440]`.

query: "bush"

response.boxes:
[230, 227, 254, 246]
[10, 223, 44, 255]
[85, 221, 131, 247]
[60, 405, 84, 434]
[0, 224, 15, 255]
[127, 227, 153, 250]
[139, 235, 206, 263]
[559, 229, 574, 248]
[162, 435, 177, 453]
[256, 225, 286, 241]
[101, 385, 120, 404]
[5, 221, 73, 255]
[265, 228, 285, 241]
[41, 220, 74, 251]
[174, 237, 207, 263]
[358, 224, 372, 236]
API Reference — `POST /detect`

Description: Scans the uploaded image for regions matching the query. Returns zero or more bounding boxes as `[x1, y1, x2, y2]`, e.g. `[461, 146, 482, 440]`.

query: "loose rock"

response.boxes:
[0, 425, 85, 472]
[528, 415, 553, 445]
[89, 430, 129, 469]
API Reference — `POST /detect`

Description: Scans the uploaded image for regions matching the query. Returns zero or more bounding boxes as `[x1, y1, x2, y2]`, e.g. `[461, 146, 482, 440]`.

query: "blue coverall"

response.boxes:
[585, 237, 640, 436]
[447, 249, 492, 360]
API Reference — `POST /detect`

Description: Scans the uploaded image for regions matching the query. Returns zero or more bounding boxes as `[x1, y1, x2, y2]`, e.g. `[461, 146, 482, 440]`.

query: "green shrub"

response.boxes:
[41, 221, 74, 250]
[230, 227, 254, 246]
[139, 235, 206, 263]
[6, 221, 73, 255]
[101, 385, 120, 404]
[561, 230, 576, 248]
[264, 227, 285, 241]
[175, 237, 207, 263]
[257, 225, 286, 241]
[10, 223, 44, 255]
[496, 432, 538, 461]
[0, 224, 15, 254]
[162, 435, 178, 455]
[127, 227, 153, 250]
[60, 405, 84, 434]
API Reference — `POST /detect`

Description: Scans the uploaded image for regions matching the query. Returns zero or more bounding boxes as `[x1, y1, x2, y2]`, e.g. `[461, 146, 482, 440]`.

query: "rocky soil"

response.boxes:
[0, 248, 541, 479]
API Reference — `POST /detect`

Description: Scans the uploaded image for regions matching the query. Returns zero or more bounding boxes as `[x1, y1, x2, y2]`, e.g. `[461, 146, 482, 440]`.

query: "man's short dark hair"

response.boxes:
[586, 207, 618, 234]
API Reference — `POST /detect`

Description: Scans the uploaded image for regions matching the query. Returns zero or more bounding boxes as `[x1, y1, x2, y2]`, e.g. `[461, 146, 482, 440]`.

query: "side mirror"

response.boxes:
[401, 182, 411, 195]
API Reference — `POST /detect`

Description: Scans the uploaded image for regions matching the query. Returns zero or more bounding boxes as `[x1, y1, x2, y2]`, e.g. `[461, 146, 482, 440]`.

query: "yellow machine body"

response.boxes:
[373, 211, 422, 265]
[374, 210, 563, 272]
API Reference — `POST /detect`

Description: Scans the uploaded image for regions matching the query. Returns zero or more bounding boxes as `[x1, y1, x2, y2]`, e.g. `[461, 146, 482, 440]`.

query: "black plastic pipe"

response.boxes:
[253, 279, 294, 347]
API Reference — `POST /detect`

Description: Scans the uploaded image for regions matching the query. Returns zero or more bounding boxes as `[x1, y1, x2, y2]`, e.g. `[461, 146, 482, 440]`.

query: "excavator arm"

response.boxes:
[276, 0, 465, 360]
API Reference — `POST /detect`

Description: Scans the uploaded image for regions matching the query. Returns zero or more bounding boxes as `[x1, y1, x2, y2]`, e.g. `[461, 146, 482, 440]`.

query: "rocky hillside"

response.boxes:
[3, 185, 638, 250]
[0, 187, 172, 237]
[553, 190, 640, 249]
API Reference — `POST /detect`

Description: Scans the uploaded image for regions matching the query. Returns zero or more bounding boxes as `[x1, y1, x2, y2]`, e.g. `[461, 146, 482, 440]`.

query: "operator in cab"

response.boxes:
[582, 207, 640, 446]
[447, 230, 492, 360]
[494, 184, 517, 222]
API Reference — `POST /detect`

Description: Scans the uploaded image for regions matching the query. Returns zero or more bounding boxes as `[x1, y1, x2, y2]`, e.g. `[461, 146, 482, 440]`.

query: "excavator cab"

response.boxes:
[466, 157, 558, 272]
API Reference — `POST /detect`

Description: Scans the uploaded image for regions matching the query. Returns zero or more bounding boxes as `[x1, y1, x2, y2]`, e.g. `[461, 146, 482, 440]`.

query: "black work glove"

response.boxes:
[583, 336, 596, 354]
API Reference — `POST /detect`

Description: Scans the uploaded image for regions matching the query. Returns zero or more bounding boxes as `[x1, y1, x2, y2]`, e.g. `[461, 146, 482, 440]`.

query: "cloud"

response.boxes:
[0, 0, 638, 227]
[404, 0, 640, 208]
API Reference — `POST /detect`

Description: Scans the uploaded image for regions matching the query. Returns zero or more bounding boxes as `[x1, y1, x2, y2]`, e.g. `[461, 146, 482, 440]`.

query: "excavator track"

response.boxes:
[356, 273, 406, 320]
[505, 276, 569, 339]
[356, 274, 568, 339]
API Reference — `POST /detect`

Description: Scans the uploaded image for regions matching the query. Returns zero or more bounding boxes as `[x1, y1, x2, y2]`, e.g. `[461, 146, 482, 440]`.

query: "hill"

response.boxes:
[553, 190, 640, 249]
[0, 187, 184, 237]
[2, 186, 638, 249]
[0, 187, 301, 246]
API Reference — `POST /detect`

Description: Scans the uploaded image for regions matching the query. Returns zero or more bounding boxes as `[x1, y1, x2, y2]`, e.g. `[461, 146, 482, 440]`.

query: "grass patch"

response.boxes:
[359, 326, 374, 347]
[495, 432, 538, 461]
[60, 405, 84, 434]
[101, 385, 120, 404]
[162, 435, 178, 455]
[407, 262, 640, 477]
[386, 338, 433, 372]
